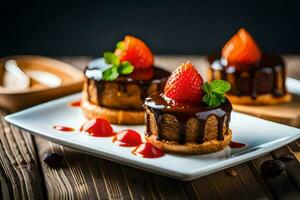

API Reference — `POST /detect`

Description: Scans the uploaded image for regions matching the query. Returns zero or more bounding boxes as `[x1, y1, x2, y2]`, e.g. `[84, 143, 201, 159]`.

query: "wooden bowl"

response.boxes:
[0, 55, 84, 112]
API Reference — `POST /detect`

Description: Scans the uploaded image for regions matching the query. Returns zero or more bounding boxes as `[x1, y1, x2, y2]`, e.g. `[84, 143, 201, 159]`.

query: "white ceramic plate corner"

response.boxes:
[5, 93, 300, 181]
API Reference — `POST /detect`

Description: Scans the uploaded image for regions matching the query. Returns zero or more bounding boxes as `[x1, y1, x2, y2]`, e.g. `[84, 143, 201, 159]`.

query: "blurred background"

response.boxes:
[1, 0, 299, 57]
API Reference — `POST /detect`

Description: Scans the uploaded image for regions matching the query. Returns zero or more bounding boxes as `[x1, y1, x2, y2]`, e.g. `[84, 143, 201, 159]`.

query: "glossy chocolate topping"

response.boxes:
[85, 58, 170, 83]
[144, 94, 232, 144]
[208, 54, 287, 99]
[84, 58, 170, 110]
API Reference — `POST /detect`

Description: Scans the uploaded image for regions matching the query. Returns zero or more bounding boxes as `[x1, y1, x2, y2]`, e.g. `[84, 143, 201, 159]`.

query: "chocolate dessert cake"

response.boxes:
[81, 36, 170, 124]
[207, 28, 291, 105]
[144, 61, 233, 154]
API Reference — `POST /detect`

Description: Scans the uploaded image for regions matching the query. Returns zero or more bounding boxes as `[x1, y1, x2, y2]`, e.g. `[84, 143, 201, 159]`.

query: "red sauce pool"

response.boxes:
[132, 143, 165, 158]
[53, 125, 75, 132]
[229, 141, 246, 148]
[113, 129, 142, 147]
[70, 100, 81, 107]
[80, 118, 115, 137]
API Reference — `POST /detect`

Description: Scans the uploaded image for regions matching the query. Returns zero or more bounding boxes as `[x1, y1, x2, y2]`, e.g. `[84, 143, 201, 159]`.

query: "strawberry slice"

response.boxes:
[164, 61, 203, 103]
[222, 28, 262, 66]
[114, 35, 154, 69]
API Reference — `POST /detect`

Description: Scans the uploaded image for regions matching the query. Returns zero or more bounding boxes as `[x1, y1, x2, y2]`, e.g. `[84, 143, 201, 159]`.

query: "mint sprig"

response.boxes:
[102, 52, 134, 81]
[202, 80, 231, 108]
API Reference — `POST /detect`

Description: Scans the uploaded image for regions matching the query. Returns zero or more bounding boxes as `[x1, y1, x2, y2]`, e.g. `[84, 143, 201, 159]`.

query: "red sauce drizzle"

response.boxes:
[132, 143, 165, 158]
[113, 129, 142, 147]
[80, 118, 115, 137]
[53, 125, 74, 132]
[229, 141, 246, 148]
[70, 100, 81, 107]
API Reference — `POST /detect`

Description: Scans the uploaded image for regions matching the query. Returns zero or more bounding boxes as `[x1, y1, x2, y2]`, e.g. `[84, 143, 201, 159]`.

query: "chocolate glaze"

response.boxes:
[144, 94, 232, 144]
[84, 58, 170, 110]
[208, 54, 287, 99]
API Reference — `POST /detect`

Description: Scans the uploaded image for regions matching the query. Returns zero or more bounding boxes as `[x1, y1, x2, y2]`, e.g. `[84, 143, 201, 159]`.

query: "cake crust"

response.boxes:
[81, 89, 144, 124]
[145, 130, 232, 154]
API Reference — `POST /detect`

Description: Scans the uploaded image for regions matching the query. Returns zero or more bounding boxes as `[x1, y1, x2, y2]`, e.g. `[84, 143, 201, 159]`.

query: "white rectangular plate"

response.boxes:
[5, 93, 300, 181]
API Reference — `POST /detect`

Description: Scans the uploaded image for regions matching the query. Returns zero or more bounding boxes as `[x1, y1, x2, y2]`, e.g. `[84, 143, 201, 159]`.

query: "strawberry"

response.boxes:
[114, 35, 154, 69]
[222, 28, 261, 67]
[164, 61, 203, 103]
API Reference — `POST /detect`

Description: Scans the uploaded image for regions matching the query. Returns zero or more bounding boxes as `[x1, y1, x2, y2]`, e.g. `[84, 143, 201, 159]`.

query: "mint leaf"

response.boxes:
[116, 41, 126, 51]
[202, 82, 211, 94]
[102, 66, 119, 81]
[208, 93, 220, 107]
[104, 52, 120, 66]
[202, 80, 231, 108]
[210, 80, 231, 94]
[118, 61, 134, 75]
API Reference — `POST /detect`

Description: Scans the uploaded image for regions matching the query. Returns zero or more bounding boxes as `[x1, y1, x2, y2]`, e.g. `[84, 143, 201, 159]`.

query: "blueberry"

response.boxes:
[43, 153, 63, 167]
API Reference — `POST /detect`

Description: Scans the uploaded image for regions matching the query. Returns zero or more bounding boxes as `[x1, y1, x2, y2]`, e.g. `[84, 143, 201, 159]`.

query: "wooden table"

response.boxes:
[1, 56, 300, 200]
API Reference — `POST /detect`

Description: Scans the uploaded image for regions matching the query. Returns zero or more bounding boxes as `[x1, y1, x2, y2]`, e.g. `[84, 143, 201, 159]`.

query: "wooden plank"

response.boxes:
[151, 175, 189, 200]
[189, 164, 271, 200]
[288, 140, 300, 161]
[121, 166, 161, 200]
[284, 55, 300, 79]
[34, 137, 108, 199]
[252, 154, 300, 200]
[233, 94, 300, 127]
[0, 110, 45, 200]
[0, 165, 13, 200]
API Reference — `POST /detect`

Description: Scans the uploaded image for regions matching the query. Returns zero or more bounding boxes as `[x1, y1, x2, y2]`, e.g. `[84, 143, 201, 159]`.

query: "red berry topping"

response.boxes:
[80, 118, 115, 137]
[132, 143, 165, 158]
[113, 129, 142, 147]
[114, 35, 154, 69]
[222, 28, 262, 67]
[164, 61, 203, 103]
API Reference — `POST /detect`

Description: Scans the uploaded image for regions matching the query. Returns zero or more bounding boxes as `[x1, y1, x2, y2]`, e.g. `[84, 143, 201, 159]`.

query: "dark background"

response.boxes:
[1, 0, 300, 57]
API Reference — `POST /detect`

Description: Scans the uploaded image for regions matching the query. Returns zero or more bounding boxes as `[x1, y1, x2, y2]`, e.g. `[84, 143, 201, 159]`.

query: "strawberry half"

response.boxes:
[222, 28, 262, 67]
[114, 35, 154, 69]
[164, 61, 203, 103]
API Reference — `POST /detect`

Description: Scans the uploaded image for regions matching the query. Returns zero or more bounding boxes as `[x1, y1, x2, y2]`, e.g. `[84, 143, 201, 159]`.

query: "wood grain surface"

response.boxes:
[0, 55, 299, 200]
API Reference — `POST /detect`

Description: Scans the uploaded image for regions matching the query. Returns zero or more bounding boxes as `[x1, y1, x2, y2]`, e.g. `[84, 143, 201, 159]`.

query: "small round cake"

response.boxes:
[144, 61, 233, 154]
[207, 28, 291, 105]
[81, 36, 170, 124]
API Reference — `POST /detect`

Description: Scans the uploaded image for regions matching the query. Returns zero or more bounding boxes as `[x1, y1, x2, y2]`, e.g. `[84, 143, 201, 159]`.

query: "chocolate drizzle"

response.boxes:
[154, 112, 163, 140]
[208, 54, 287, 99]
[145, 94, 232, 144]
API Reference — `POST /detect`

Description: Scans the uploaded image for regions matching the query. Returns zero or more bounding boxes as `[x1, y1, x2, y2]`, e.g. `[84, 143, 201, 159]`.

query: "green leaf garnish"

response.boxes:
[118, 61, 134, 74]
[104, 52, 120, 66]
[116, 41, 126, 51]
[202, 80, 231, 108]
[102, 66, 119, 81]
[210, 80, 231, 94]
[102, 51, 135, 81]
